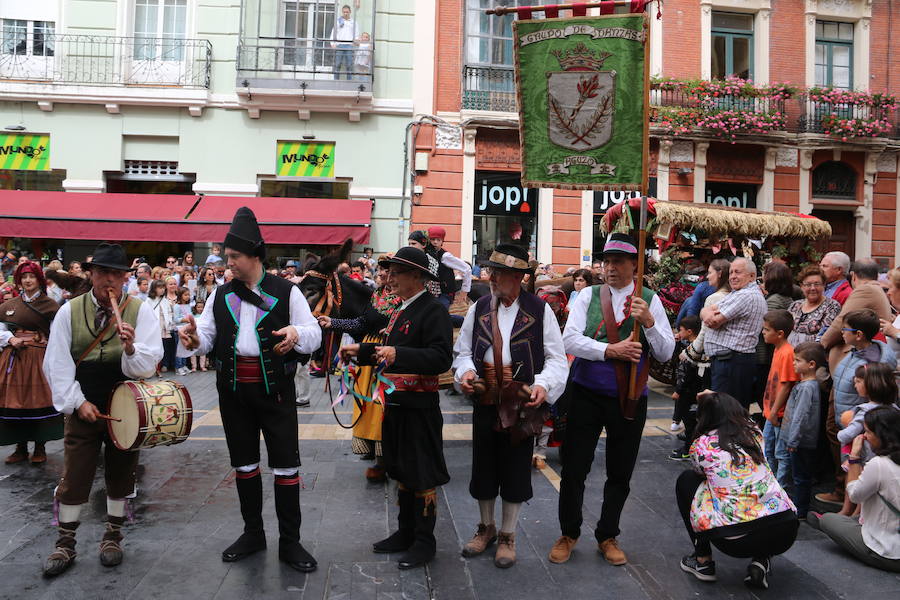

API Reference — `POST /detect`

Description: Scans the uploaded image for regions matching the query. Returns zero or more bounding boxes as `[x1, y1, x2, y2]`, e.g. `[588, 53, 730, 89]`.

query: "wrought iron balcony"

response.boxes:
[462, 66, 516, 112]
[0, 33, 211, 88]
[797, 97, 898, 138]
[236, 39, 373, 90]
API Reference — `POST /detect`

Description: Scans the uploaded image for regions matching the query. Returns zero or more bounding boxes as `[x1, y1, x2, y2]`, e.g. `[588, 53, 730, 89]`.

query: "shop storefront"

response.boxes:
[473, 170, 538, 260]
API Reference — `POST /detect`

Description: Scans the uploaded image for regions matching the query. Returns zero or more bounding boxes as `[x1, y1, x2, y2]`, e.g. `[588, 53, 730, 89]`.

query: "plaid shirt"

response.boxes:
[703, 282, 767, 356]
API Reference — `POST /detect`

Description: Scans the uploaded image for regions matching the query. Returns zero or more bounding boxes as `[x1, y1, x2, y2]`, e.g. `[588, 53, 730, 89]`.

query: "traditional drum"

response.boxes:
[107, 380, 193, 451]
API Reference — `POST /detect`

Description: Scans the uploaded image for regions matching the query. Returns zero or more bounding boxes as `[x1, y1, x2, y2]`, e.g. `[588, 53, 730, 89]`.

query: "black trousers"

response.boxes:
[218, 380, 300, 468]
[675, 470, 798, 558]
[469, 404, 534, 503]
[558, 383, 647, 541]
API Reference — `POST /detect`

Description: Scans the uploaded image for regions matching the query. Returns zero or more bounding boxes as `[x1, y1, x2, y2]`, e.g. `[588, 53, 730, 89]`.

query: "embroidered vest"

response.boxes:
[471, 292, 545, 385]
[212, 274, 298, 395]
[69, 292, 142, 365]
[430, 247, 457, 296]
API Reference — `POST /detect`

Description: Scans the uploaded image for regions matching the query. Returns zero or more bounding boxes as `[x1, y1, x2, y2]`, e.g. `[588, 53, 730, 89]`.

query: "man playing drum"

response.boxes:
[180, 207, 322, 573]
[42, 243, 163, 577]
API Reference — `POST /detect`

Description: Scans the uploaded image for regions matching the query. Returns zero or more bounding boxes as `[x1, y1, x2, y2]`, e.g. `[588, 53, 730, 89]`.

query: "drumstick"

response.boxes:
[96, 414, 123, 423]
[107, 287, 125, 336]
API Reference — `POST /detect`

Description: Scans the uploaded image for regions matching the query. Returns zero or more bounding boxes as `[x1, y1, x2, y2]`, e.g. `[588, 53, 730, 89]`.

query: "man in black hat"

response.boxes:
[452, 244, 568, 568]
[549, 233, 675, 566]
[340, 246, 452, 569]
[41, 243, 163, 576]
[179, 207, 322, 572]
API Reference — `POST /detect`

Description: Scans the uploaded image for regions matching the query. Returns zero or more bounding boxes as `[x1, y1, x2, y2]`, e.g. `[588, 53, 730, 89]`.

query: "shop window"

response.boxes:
[711, 12, 753, 80]
[134, 0, 187, 61]
[705, 182, 757, 209]
[815, 20, 853, 90]
[0, 168, 65, 191]
[473, 171, 537, 260]
[812, 161, 856, 200]
[259, 178, 350, 199]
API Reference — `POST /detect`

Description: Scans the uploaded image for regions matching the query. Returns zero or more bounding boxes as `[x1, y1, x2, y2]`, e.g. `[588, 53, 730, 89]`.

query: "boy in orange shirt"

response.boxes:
[761, 309, 799, 487]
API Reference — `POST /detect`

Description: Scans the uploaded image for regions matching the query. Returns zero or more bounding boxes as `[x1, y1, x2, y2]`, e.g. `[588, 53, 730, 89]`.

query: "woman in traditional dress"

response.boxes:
[0, 261, 61, 464]
[317, 259, 401, 482]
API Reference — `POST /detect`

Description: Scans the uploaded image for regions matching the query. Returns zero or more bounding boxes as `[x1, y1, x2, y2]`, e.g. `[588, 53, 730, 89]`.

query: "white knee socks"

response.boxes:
[500, 500, 521, 534]
[478, 498, 496, 526]
[106, 498, 126, 518]
[58, 503, 83, 523]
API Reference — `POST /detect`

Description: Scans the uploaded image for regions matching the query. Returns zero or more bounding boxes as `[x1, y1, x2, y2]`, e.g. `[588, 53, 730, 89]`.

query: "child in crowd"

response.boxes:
[354, 32, 372, 79]
[670, 316, 703, 460]
[780, 342, 827, 518]
[174, 287, 193, 375]
[190, 300, 208, 372]
[761, 310, 798, 486]
[834, 362, 899, 516]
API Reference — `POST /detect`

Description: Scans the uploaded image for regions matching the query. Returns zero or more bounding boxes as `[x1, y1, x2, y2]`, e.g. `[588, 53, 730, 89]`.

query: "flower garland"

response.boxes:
[654, 108, 786, 142]
[807, 87, 898, 110]
[653, 77, 798, 100]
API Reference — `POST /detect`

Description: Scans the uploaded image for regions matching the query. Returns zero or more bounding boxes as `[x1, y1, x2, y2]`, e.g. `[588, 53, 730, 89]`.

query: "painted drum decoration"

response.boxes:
[107, 380, 193, 451]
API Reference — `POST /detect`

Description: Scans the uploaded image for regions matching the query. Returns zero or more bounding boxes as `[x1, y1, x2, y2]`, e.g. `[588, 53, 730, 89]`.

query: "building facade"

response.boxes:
[411, 0, 900, 267]
[0, 0, 420, 263]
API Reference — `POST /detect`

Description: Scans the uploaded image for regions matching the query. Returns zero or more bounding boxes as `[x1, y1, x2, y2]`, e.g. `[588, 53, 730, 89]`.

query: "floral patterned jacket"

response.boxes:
[689, 431, 796, 533]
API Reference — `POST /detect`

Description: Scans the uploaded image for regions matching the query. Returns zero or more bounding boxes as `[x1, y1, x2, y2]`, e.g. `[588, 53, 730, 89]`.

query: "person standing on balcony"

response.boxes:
[330, 4, 359, 80]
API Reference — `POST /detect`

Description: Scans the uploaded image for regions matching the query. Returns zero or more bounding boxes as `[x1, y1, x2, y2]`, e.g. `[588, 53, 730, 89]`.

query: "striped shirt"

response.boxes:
[703, 282, 767, 356]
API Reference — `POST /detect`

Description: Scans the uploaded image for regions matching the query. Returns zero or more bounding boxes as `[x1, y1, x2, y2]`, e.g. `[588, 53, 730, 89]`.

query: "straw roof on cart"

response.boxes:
[600, 200, 832, 239]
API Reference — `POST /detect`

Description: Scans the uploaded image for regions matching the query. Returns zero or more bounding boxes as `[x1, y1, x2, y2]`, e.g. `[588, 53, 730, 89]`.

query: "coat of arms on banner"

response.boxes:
[514, 14, 649, 191]
[547, 44, 615, 151]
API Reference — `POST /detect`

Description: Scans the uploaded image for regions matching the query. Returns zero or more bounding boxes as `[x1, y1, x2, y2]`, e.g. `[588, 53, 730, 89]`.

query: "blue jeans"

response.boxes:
[437, 293, 464, 328]
[334, 45, 353, 80]
[763, 420, 792, 488]
[790, 447, 817, 517]
[710, 352, 756, 409]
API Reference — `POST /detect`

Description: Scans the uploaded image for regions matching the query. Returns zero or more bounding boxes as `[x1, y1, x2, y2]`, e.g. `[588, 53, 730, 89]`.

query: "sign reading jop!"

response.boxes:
[514, 14, 648, 191]
[277, 141, 335, 177]
[0, 133, 50, 171]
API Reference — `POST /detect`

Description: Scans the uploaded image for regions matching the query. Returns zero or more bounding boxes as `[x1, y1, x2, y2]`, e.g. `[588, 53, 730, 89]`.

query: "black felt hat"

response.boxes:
[378, 246, 438, 280]
[600, 232, 639, 257]
[224, 207, 266, 260]
[82, 243, 134, 272]
[478, 243, 533, 273]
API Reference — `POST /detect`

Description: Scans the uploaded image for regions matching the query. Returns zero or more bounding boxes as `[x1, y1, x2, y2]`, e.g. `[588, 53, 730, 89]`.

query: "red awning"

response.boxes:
[0, 191, 371, 245]
[188, 195, 372, 245]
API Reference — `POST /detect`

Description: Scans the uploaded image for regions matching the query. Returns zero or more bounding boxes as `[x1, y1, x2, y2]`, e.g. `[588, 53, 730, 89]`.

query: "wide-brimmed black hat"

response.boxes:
[600, 232, 639, 257]
[224, 206, 266, 260]
[82, 243, 134, 272]
[378, 246, 438, 280]
[478, 243, 533, 273]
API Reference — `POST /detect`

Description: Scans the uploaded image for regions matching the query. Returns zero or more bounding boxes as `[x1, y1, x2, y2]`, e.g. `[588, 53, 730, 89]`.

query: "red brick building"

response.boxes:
[411, 0, 900, 268]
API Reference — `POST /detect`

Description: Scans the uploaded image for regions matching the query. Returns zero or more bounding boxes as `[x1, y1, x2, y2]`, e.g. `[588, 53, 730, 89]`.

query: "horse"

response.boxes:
[298, 238, 373, 334]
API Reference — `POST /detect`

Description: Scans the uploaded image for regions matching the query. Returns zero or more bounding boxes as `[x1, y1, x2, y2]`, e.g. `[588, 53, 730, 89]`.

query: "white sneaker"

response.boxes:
[670, 421, 684, 433]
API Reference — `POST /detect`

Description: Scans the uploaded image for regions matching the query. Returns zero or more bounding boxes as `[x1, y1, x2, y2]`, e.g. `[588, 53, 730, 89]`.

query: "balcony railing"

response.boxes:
[0, 33, 211, 88]
[237, 39, 373, 88]
[797, 97, 897, 136]
[462, 66, 516, 112]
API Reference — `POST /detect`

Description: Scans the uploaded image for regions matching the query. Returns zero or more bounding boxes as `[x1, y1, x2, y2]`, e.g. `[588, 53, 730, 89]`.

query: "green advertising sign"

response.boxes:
[514, 14, 649, 191]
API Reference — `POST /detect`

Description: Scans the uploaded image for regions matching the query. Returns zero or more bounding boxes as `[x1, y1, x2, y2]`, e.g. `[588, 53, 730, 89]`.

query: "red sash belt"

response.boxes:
[383, 373, 439, 393]
[236, 356, 263, 383]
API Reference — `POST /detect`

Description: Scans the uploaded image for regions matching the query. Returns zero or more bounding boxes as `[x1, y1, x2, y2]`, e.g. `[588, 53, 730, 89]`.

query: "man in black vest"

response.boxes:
[180, 207, 322, 572]
[453, 244, 568, 568]
[340, 246, 452, 569]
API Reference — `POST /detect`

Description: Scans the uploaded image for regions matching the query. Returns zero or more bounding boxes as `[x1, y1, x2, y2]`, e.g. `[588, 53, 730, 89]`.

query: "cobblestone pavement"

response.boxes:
[0, 372, 897, 599]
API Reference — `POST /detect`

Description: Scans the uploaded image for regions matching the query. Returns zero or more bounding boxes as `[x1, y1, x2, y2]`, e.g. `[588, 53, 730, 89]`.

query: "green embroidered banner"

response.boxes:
[514, 14, 648, 191]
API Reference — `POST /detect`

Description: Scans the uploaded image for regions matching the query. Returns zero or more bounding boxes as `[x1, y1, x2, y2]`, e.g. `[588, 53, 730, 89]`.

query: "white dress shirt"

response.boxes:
[563, 283, 675, 362]
[42, 292, 163, 414]
[190, 284, 321, 357]
[453, 297, 569, 404]
[439, 250, 473, 293]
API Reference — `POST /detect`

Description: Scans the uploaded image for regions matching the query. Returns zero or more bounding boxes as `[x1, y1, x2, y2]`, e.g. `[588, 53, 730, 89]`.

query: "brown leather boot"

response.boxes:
[494, 532, 516, 568]
[548, 535, 577, 563]
[5, 443, 28, 464]
[43, 522, 79, 577]
[99, 516, 125, 567]
[598, 537, 627, 566]
[31, 443, 47, 464]
[461, 523, 497, 557]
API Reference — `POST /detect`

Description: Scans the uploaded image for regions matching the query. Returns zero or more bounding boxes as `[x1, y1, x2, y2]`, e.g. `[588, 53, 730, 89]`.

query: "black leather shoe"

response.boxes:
[295, 399, 310, 408]
[279, 540, 317, 573]
[397, 543, 434, 570]
[373, 530, 414, 554]
[222, 531, 266, 562]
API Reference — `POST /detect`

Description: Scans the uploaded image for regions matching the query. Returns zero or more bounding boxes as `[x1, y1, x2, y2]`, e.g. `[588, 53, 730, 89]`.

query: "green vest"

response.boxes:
[583, 284, 655, 343]
[69, 292, 142, 364]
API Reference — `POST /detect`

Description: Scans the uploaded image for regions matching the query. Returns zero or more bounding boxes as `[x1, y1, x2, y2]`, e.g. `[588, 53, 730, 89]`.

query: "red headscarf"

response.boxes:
[14, 260, 46, 293]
